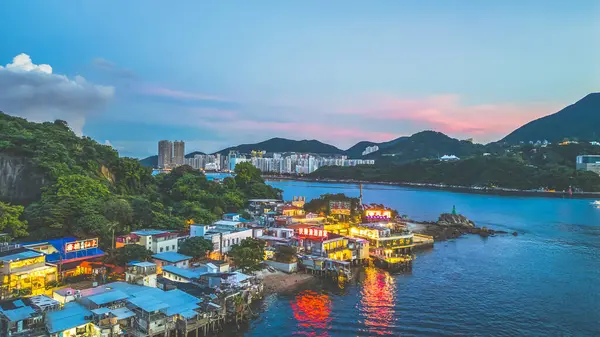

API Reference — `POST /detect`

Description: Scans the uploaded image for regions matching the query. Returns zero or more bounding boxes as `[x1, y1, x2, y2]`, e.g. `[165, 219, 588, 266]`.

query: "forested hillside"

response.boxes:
[0, 112, 279, 245]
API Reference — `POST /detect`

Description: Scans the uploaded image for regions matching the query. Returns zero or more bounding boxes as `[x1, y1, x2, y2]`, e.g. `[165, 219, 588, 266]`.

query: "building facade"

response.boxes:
[576, 155, 600, 175]
[173, 141, 185, 166]
[158, 140, 173, 169]
[116, 230, 180, 254]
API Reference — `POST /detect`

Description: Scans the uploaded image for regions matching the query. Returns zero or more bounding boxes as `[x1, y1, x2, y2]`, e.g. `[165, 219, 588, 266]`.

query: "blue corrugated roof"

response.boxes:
[132, 229, 169, 236]
[152, 252, 191, 263]
[128, 295, 169, 312]
[91, 307, 111, 315]
[0, 305, 36, 322]
[22, 237, 104, 263]
[87, 290, 128, 306]
[0, 250, 42, 262]
[45, 302, 92, 333]
[162, 265, 207, 279]
[111, 307, 135, 320]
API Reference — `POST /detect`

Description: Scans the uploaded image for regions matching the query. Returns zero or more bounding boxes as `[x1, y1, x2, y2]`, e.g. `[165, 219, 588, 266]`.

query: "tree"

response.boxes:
[274, 245, 297, 263]
[102, 198, 133, 229]
[0, 202, 28, 238]
[234, 162, 264, 188]
[179, 237, 214, 259]
[105, 245, 153, 266]
[228, 238, 265, 273]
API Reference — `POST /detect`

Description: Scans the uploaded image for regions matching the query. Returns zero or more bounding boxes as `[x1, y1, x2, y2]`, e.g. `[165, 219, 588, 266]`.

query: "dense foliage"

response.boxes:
[105, 245, 153, 266]
[0, 202, 28, 238]
[0, 112, 277, 247]
[229, 238, 265, 273]
[178, 236, 214, 259]
[311, 144, 600, 192]
[273, 245, 297, 263]
[304, 193, 362, 216]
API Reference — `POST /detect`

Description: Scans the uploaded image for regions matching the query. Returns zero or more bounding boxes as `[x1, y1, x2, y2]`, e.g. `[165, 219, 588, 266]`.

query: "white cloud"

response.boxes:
[0, 53, 115, 135]
[104, 140, 113, 147]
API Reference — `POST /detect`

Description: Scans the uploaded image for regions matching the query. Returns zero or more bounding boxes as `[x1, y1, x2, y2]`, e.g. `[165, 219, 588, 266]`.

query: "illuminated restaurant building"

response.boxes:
[23, 238, 104, 279]
[349, 223, 414, 258]
[293, 226, 352, 261]
[0, 246, 57, 300]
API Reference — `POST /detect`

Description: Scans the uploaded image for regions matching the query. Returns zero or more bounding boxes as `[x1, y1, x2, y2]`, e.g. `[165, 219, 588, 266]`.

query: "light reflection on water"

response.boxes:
[359, 266, 396, 336]
[290, 290, 332, 337]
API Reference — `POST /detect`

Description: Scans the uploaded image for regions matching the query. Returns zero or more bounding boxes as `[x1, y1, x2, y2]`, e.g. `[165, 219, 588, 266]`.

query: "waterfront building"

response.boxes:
[23, 237, 104, 279]
[173, 140, 185, 166]
[0, 246, 58, 300]
[576, 155, 600, 175]
[48, 281, 205, 337]
[158, 140, 173, 169]
[152, 252, 192, 274]
[293, 226, 352, 261]
[116, 229, 181, 254]
[349, 222, 414, 259]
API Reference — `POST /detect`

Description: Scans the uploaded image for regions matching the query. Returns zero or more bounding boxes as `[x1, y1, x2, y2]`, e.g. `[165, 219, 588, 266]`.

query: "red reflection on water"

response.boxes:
[291, 290, 332, 337]
[360, 266, 396, 335]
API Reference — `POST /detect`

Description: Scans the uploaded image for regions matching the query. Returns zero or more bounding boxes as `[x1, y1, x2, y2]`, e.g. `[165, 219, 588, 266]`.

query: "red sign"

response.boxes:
[65, 238, 98, 253]
[297, 228, 327, 238]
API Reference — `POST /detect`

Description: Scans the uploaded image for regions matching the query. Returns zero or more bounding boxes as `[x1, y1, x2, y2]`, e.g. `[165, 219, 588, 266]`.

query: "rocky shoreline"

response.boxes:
[410, 213, 515, 241]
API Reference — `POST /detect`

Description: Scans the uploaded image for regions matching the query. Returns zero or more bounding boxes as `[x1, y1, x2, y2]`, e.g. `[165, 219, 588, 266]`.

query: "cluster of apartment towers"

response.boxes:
[157, 140, 185, 169]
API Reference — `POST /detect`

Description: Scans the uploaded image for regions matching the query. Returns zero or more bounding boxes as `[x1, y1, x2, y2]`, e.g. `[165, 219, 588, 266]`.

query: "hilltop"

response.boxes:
[502, 93, 600, 143]
[214, 137, 345, 155]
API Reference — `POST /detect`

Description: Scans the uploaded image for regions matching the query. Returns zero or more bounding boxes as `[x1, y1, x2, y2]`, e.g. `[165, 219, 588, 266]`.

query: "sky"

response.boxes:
[1, 1, 599, 158]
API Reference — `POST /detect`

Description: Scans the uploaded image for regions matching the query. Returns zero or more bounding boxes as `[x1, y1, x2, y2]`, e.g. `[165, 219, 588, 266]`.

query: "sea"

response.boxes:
[214, 177, 600, 336]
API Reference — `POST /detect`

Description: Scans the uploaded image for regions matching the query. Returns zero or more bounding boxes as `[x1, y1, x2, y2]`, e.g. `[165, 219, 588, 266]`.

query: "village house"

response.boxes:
[152, 252, 192, 274]
[116, 229, 181, 254]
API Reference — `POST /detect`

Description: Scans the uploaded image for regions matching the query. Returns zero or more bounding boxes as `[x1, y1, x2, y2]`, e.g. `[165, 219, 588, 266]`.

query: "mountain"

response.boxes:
[345, 136, 409, 158]
[371, 131, 484, 162]
[185, 151, 205, 158]
[139, 155, 157, 168]
[214, 137, 345, 155]
[502, 93, 600, 143]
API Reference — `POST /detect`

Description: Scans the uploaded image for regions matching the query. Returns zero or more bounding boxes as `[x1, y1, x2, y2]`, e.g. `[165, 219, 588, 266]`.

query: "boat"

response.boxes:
[591, 201, 600, 206]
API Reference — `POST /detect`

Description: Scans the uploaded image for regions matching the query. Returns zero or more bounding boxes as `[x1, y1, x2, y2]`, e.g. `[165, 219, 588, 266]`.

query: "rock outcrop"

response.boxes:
[0, 154, 46, 204]
[437, 213, 475, 227]
[413, 213, 508, 241]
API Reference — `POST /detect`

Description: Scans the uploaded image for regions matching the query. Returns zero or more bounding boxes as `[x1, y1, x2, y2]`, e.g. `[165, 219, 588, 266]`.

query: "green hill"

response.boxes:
[501, 93, 600, 143]
[0, 111, 278, 244]
[215, 137, 344, 155]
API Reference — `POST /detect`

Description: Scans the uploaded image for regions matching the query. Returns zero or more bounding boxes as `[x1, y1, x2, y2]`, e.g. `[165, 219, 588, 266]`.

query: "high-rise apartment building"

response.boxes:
[173, 141, 185, 166]
[158, 140, 173, 169]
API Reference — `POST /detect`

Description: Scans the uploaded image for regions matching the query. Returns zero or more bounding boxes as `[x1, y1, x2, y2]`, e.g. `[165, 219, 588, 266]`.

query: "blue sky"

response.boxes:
[1, 1, 599, 157]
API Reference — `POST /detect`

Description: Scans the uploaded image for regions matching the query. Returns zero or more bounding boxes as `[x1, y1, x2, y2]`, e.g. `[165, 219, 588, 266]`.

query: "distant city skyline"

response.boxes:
[1, 1, 599, 158]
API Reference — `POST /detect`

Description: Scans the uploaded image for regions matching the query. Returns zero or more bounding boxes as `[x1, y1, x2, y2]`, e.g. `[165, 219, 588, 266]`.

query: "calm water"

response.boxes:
[227, 179, 600, 336]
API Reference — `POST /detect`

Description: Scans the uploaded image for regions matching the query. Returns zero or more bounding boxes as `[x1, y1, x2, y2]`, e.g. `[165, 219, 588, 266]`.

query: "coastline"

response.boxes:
[263, 174, 600, 199]
[257, 270, 315, 295]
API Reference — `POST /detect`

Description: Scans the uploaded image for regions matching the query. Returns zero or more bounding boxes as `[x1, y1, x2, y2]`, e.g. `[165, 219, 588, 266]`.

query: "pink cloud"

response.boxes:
[338, 94, 562, 142]
[196, 119, 396, 149]
[139, 86, 230, 102]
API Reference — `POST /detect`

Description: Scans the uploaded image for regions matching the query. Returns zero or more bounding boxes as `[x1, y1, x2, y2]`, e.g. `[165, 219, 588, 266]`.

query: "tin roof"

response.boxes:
[162, 265, 208, 279]
[0, 248, 42, 262]
[45, 302, 92, 334]
[152, 252, 191, 263]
